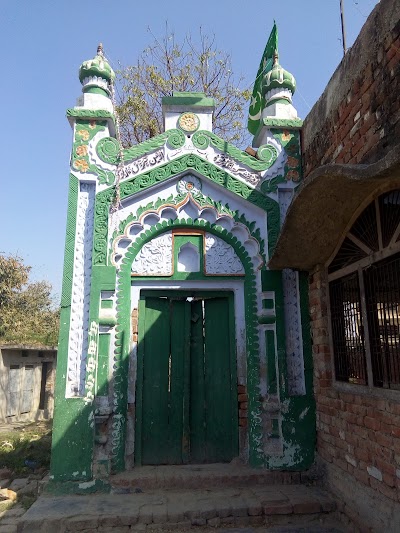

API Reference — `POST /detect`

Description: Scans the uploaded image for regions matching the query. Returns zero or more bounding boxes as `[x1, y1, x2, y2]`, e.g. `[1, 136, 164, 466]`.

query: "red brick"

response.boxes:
[292, 501, 321, 514]
[329, 426, 341, 438]
[238, 393, 247, 402]
[376, 432, 393, 449]
[237, 385, 246, 394]
[377, 481, 398, 501]
[370, 441, 393, 461]
[341, 412, 359, 425]
[351, 135, 366, 158]
[345, 433, 358, 447]
[353, 467, 370, 486]
[319, 405, 335, 417]
[340, 392, 354, 403]
[239, 418, 247, 427]
[326, 389, 339, 400]
[387, 402, 400, 416]
[385, 43, 397, 62]
[321, 443, 337, 460]
[381, 422, 393, 435]
[387, 53, 399, 72]
[318, 379, 332, 388]
[354, 447, 369, 463]
[365, 406, 377, 418]
[332, 457, 348, 472]
[264, 503, 293, 515]
[393, 440, 400, 454]
[375, 457, 396, 476]
[338, 101, 352, 122]
[347, 464, 355, 475]
[333, 437, 348, 451]
[319, 448, 333, 463]
[364, 416, 381, 431]
[349, 404, 367, 416]
[383, 472, 396, 488]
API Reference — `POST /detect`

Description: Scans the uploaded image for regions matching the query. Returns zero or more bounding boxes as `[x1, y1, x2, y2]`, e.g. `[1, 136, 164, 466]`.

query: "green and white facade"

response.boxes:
[51, 31, 315, 489]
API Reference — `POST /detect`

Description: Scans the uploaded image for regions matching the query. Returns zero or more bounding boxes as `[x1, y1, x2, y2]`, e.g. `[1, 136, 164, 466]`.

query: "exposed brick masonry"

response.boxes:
[238, 385, 247, 428]
[309, 267, 400, 505]
[302, 9, 400, 175]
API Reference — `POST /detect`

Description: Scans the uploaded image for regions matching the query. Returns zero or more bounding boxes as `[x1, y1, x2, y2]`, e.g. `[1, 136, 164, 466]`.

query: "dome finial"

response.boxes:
[78, 44, 115, 98]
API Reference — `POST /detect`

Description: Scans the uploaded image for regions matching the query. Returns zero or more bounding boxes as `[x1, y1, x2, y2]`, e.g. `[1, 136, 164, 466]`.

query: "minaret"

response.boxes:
[247, 24, 301, 149]
[51, 45, 117, 484]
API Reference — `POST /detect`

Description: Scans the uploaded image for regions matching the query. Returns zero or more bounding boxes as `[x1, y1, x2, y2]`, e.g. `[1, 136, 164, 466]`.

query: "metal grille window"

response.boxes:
[328, 190, 400, 390]
[330, 274, 367, 384]
[364, 254, 400, 389]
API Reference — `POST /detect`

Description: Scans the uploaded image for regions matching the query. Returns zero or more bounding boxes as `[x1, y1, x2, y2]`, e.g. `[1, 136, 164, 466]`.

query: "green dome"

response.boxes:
[262, 51, 296, 95]
[78, 43, 115, 86]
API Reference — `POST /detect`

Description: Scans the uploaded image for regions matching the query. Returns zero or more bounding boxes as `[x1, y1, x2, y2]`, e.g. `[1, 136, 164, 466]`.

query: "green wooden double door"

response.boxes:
[136, 291, 238, 465]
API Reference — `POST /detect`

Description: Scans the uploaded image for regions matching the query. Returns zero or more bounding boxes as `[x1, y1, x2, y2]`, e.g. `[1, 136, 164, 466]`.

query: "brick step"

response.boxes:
[17, 484, 340, 532]
[110, 463, 317, 491]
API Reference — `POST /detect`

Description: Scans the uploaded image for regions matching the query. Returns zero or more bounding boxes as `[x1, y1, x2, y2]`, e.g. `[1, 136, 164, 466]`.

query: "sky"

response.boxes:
[0, 0, 380, 302]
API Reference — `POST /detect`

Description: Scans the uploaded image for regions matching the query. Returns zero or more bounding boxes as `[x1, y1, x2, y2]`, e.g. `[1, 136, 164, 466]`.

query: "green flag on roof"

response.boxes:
[247, 22, 278, 136]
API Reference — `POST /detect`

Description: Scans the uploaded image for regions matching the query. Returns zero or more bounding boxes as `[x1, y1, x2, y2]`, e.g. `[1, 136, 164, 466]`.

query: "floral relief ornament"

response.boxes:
[286, 170, 300, 182]
[76, 145, 88, 157]
[178, 112, 200, 133]
[177, 175, 202, 195]
[77, 129, 90, 141]
[74, 159, 89, 172]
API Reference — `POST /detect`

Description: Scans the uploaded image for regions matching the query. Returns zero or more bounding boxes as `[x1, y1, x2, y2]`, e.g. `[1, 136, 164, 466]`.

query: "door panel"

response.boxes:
[204, 297, 235, 462]
[141, 297, 171, 465]
[168, 299, 190, 463]
[21, 365, 34, 414]
[138, 292, 237, 465]
[189, 299, 206, 463]
[7, 365, 20, 417]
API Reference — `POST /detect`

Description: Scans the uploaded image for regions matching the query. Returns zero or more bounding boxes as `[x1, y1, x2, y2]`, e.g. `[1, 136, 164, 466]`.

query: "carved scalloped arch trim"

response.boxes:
[111, 195, 264, 271]
[93, 153, 280, 267]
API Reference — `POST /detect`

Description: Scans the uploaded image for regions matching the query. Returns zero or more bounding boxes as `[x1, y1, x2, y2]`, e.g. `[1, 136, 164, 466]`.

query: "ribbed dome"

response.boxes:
[262, 51, 296, 95]
[78, 43, 115, 86]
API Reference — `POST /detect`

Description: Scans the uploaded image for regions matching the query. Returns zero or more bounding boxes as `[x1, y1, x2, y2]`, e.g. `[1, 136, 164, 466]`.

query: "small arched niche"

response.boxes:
[177, 242, 200, 272]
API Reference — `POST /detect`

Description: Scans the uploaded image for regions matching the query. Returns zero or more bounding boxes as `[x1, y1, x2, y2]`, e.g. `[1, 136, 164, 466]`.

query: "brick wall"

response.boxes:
[291, 0, 400, 527]
[310, 267, 400, 527]
[302, 0, 400, 176]
[238, 384, 248, 429]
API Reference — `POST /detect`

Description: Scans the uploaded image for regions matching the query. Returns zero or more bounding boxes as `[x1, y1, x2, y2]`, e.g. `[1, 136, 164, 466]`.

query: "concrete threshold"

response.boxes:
[17, 483, 344, 532]
[110, 463, 312, 491]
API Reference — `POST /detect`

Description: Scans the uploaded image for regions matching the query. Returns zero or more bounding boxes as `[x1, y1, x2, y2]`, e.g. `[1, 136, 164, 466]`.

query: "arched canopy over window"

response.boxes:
[328, 189, 400, 390]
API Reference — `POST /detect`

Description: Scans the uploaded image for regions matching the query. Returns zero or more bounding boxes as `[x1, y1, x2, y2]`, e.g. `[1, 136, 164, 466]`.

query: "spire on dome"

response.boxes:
[248, 23, 297, 136]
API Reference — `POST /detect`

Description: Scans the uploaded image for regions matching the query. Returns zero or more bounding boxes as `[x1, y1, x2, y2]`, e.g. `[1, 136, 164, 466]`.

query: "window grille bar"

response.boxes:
[329, 274, 367, 384]
[364, 252, 400, 389]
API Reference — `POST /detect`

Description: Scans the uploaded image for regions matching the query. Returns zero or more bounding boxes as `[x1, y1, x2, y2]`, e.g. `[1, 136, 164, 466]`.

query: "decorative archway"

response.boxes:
[110, 216, 263, 471]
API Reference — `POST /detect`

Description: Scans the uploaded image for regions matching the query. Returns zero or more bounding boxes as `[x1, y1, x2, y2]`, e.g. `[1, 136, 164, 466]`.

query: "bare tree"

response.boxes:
[116, 27, 250, 147]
